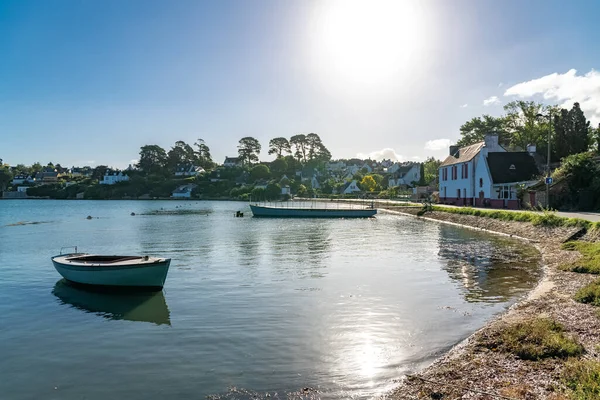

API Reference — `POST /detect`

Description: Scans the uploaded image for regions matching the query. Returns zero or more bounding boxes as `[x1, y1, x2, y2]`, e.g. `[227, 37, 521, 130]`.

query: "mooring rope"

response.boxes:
[405, 374, 520, 400]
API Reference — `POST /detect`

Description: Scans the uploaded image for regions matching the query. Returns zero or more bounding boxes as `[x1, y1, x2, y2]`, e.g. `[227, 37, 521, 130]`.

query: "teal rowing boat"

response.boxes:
[249, 204, 377, 218]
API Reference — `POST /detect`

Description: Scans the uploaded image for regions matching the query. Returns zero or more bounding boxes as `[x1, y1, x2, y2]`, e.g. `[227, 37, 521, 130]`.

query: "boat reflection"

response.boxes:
[52, 279, 171, 326]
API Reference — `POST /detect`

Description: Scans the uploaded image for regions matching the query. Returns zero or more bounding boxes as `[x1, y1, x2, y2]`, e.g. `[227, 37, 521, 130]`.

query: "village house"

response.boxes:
[223, 157, 242, 168]
[11, 175, 32, 185]
[100, 170, 130, 185]
[171, 184, 197, 198]
[340, 179, 361, 194]
[174, 164, 205, 176]
[388, 163, 421, 187]
[438, 135, 540, 209]
[35, 170, 58, 183]
[254, 179, 268, 190]
[326, 161, 346, 172]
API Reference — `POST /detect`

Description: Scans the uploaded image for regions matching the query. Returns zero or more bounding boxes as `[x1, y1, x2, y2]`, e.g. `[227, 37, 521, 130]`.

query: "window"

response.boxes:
[499, 185, 512, 199]
[479, 178, 483, 188]
[463, 188, 466, 198]
[457, 189, 461, 198]
[464, 163, 468, 179]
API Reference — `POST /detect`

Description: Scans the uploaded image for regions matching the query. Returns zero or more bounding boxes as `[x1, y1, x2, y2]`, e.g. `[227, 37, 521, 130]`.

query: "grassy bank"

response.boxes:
[430, 206, 600, 230]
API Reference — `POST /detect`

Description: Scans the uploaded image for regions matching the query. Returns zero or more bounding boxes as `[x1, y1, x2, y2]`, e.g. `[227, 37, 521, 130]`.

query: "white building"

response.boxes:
[310, 176, 320, 189]
[388, 163, 421, 187]
[100, 171, 129, 185]
[341, 180, 361, 194]
[223, 157, 242, 168]
[438, 135, 539, 209]
[174, 164, 205, 176]
[11, 175, 31, 185]
[281, 185, 291, 195]
[171, 184, 197, 198]
[327, 161, 346, 172]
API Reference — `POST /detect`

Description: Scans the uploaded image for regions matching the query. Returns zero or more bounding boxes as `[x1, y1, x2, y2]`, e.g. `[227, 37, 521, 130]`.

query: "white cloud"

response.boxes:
[504, 68, 600, 125]
[356, 148, 403, 161]
[86, 160, 96, 165]
[483, 96, 501, 106]
[460, 103, 468, 108]
[411, 156, 422, 161]
[129, 159, 138, 165]
[424, 138, 452, 151]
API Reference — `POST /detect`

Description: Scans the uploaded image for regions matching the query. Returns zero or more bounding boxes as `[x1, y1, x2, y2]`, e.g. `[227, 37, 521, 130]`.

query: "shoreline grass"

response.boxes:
[482, 318, 583, 361]
[429, 206, 600, 230]
[574, 279, 600, 306]
[561, 242, 600, 274]
[563, 359, 600, 400]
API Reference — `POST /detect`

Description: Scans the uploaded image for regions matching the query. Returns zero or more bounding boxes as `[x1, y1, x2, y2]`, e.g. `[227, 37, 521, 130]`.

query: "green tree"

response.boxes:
[91, 165, 108, 181]
[423, 157, 441, 184]
[290, 134, 308, 162]
[593, 123, 600, 154]
[503, 100, 548, 150]
[360, 175, 377, 192]
[31, 162, 43, 175]
[418, 163, 426, 185]
[268, 137, 291, 158]
[0, 166, 12, 191]
[238, 137, 261, 166]
[270, 157, 288, 176]
[553, 103, 591, 160]
[457, 115, 509, 147]
[194, 138, 213, 169]
[265, 183, 281, 200]
[305, 133, 332, 162]
[137, 145, 168, 174]
[297, 184, 307, 197]
[167, 140, 196, 171]
[250, 164, 271, 181]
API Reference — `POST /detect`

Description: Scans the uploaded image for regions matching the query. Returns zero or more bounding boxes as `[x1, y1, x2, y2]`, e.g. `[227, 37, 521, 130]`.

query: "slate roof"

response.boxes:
[487, 152, 540, 184]
[440, 142, 485, 167]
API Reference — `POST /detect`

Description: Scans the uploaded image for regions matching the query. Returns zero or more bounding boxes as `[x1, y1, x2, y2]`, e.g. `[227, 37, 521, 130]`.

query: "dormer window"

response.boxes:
[509, 164, 516, 170]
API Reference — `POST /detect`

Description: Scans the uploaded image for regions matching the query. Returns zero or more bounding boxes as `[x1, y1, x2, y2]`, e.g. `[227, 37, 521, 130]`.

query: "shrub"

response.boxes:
[574, 279, 600, 306]
[562, 359, 600, 400]
[561, 242, 600, 274]
[482, 318, 583, 361]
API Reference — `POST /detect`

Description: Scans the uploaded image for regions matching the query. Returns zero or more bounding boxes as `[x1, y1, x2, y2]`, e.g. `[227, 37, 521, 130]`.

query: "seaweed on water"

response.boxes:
[6, 221, 53, 227]
[140, 209, 212, 216]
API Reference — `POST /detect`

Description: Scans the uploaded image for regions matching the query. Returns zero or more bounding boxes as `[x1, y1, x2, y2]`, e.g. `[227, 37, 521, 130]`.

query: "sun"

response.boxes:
[308, 0, 427, 90]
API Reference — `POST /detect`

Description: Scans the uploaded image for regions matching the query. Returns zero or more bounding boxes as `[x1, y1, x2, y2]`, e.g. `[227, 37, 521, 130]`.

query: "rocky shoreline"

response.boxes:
[379, 207, 600, 400]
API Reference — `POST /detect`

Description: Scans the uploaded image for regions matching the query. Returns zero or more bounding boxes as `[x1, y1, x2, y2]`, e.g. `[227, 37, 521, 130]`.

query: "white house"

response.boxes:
[438, 135, 539, 209]
[175, 164, 205, 176]
[360, 162, 373, 173]
[341, 180, 361, 194]
[171, 184, 197, 198]
[254, 180, 268, 190]
[345, 165, 361, 176]
[281, 185, 291, 195]
[388, 163, 421, 187]
[223, 157, 242, 168]
[100, 171, 129, 185]
[11, 175, 31, 185]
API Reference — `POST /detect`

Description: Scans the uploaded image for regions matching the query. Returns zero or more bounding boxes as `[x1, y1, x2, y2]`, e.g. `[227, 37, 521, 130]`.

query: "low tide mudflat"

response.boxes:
[0, 200, 541, 399]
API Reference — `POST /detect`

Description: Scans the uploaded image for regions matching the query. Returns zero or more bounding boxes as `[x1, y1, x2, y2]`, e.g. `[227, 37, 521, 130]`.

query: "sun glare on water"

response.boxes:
[309, 0, 428, 91]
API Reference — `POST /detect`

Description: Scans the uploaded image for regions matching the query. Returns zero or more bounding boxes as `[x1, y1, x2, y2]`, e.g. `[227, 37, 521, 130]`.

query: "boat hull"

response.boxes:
[52, 258, 171, 289]
[250, 204, 377, 218]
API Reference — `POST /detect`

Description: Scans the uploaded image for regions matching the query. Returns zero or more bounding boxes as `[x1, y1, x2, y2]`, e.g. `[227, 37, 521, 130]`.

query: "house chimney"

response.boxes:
[484, 134, 499, 149]
[449, 145, 460, 157]
[527, 144, 537, 155]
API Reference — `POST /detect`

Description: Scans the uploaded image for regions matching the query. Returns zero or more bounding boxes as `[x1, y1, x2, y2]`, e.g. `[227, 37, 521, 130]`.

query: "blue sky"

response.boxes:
[2, 0, 600, 168]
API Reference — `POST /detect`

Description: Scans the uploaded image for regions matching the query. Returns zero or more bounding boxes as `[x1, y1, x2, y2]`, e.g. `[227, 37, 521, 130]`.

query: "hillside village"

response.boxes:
[2, 100, 600, 211]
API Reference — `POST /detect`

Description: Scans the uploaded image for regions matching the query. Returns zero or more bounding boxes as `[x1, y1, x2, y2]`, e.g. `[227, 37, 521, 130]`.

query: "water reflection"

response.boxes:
[437, 226, 541, 303]
[52, 280, 171, 326]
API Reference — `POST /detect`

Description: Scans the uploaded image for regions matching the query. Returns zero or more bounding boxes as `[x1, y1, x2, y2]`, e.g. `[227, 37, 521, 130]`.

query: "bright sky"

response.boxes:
[2, 0, 600, 168]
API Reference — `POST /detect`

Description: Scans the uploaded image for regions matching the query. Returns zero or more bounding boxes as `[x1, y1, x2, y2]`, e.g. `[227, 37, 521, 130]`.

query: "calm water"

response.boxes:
[0, 200, 541, 399]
